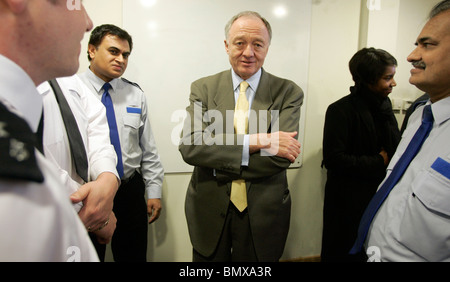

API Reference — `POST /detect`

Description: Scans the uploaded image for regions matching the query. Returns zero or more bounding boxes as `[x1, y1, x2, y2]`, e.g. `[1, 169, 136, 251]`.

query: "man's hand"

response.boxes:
[94, 212, 117, 244]
[379, 148, 389, 166]
[147, 198, 162, 224]
[249, 131, 301, 163]
[70, 172, 119, 232]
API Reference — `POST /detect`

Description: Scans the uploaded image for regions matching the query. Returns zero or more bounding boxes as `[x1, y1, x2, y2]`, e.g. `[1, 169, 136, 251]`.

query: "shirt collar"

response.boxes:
[36, 80, 51, 96]
[86, 68, 119, 94]
[429, 95, 450, 126]
[0, 55, 43, 132]
[231, 68, 262, 93]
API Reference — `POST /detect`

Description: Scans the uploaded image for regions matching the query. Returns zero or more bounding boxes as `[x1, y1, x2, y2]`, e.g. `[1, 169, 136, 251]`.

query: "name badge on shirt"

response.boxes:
[127, 107, 142, 114]
[431, 157, 450, 180]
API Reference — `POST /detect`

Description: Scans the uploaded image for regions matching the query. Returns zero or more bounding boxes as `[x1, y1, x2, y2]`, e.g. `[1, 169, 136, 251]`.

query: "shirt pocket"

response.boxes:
[122, 113, 141, 152]
[123, 113, 141, 129]
[397, 158, 450, 261]
[399, 159, 450, 261]
[412, 157, 450, 216]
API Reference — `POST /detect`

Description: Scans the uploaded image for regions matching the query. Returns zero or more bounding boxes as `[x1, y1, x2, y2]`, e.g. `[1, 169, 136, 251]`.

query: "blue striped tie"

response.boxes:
[350, 104, 434, 254]
[102, 83, 124, 179]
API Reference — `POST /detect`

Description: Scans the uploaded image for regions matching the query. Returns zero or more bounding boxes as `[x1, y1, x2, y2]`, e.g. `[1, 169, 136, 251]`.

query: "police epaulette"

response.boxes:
[121, 78, 143, 91]
[0, 102, 44, 183]
[411, 98, 429, 112]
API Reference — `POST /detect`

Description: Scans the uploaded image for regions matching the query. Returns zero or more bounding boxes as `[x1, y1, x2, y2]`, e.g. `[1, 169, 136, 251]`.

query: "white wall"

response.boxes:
[282, 0, 362, 259]
[80, 0, 439, 262]
[122, 0, 312, 173]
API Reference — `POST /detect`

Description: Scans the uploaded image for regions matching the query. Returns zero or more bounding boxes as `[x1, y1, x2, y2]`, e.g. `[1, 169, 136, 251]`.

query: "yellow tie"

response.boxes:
[231, 81, 249, 212]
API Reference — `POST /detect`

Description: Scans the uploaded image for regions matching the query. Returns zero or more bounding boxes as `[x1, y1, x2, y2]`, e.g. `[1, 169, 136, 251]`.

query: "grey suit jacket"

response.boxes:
[179, 69, 303, 261]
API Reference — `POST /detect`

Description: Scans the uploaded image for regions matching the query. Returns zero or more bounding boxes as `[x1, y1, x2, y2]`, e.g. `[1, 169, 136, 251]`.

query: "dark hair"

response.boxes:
[349, 48, 397, 87]
[430, 0, 450, 19]
[87, 24, 133, 61]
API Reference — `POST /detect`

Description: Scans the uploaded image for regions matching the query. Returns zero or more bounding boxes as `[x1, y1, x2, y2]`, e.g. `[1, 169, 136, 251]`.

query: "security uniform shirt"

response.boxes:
[367, 97, 450, 262]
[79, 69, 164, 200]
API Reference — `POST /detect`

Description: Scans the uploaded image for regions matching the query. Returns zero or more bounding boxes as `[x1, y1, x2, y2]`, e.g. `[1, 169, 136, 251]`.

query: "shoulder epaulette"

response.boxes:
[121, 78, 143, 91]
[0, 102, 44, 183]
[411, 99, 428, 111]
[410, 93, 430, 111]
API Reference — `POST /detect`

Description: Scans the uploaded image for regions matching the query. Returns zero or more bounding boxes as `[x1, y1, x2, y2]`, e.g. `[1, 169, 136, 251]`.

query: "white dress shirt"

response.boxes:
[79, 69, 164, 199]
[37, 75, 119, 212]
[231, 68, 261, 166]
[0, 55, 98, 262]
[367, 96, 450, 262]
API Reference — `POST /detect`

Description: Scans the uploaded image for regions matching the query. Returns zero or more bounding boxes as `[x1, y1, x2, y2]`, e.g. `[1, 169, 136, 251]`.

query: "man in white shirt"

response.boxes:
[79, 24, 164, 262]
[363, 0, 450, 261]
[0, 0, 98, 261]
[38, 75, 120, 254]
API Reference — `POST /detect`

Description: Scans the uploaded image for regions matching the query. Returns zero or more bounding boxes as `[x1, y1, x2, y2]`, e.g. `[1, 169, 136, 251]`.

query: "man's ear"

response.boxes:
[4, 0, 27, 14]
[224, 40, 230, 55]
[88, 44, 97, 61]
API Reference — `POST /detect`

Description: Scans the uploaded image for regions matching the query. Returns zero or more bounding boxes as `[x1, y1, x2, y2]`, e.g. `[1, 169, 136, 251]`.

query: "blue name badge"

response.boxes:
[127, 107, 142, 114]
[431, 157, 450, 180]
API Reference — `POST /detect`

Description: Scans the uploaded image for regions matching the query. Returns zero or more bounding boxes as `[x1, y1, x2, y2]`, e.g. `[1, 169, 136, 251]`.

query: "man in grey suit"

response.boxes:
[179, 11, 304, 262]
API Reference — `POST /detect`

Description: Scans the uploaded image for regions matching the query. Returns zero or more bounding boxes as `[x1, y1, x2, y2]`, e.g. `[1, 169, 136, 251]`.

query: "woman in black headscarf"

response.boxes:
[321, 48, 401, 262]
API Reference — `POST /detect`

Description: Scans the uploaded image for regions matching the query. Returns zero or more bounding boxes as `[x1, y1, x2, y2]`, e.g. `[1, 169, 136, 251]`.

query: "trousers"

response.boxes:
[90, 172, 148, 262]
[193, 204, 258, 262]
[112, 172, 148, 262]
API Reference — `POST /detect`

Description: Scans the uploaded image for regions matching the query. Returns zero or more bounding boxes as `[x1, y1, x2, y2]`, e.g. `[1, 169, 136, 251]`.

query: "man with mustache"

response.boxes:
[351, 0, 450, 261]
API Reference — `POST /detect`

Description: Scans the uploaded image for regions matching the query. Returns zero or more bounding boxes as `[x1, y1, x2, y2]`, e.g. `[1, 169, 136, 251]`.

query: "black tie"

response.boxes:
[48, 79, 89, 183]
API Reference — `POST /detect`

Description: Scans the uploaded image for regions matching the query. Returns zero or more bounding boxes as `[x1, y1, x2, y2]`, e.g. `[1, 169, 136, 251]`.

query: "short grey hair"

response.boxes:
[430, 0, 450, 18]
[224, 11, 272, 43]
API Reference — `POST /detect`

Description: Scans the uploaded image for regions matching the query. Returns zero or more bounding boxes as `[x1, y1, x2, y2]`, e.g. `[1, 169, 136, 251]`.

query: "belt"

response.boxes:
[120, 171, 137, 185]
